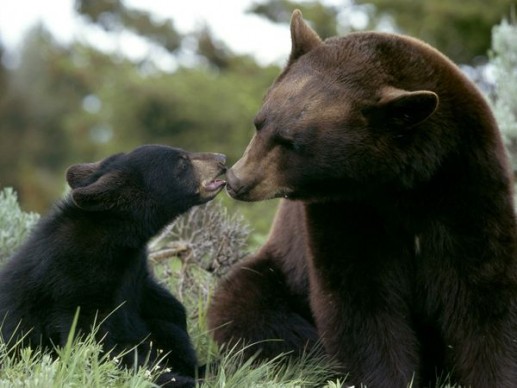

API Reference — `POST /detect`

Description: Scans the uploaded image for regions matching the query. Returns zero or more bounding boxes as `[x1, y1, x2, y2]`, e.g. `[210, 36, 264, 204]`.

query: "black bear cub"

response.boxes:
[0, 144, 226, 387]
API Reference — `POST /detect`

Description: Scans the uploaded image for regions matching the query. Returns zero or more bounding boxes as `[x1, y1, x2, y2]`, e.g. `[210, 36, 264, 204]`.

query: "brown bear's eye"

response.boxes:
[275, 134, 297, 151]
[254, 116, 266, 131]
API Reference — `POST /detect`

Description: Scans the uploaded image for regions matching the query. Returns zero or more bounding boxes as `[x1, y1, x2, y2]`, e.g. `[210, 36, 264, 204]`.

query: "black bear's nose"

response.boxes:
[214, 153, 226, 166]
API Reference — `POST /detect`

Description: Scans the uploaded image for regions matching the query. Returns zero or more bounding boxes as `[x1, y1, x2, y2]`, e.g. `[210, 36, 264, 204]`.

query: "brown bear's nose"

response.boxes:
[226, 169, 246, 198]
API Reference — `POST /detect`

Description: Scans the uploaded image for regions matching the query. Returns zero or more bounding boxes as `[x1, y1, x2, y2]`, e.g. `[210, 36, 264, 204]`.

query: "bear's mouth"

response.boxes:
[202, 178, 226, 192]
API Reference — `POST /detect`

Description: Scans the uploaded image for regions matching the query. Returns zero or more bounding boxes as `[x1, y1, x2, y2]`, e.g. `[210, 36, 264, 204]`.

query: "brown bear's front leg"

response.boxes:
[305, 202, 420, 387]
[309, 272, 420, 388]
[208, 200, 320, 360]
[434, 279, 517, 387]
[207, 253, 319, 360]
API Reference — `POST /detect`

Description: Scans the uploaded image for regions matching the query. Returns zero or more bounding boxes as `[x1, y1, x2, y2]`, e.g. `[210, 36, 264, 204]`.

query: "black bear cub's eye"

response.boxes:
[175, 155, 188, 171]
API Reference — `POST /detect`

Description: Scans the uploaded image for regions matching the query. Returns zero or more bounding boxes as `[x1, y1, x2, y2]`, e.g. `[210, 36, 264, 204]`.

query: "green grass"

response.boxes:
[150, 249, 343, 388]
[0, 330, 154, 388]
[0, 282, 342, 388]
[199, 344, 341, 388]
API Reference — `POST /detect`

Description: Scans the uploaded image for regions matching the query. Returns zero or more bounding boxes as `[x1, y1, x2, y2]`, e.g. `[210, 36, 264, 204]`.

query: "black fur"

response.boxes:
[0, 144, 226, 387]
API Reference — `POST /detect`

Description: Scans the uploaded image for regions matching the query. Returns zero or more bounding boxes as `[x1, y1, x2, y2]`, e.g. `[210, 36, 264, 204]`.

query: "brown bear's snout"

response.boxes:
[226, 156, 286, 201]
[225, 168, 247, 199]
[226, 167, 265, 201]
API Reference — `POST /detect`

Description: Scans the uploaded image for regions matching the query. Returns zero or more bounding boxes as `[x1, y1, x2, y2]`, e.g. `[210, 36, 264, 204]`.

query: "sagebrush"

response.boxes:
[0, 188, 39, 264]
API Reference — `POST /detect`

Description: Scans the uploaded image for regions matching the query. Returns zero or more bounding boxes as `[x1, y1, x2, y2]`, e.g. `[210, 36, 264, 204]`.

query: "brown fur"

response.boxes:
[208, 10, 517, 387]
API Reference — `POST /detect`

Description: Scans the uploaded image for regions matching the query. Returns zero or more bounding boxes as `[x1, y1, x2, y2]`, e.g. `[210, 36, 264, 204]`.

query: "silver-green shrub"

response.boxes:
[0, 187, 39, 264]
[149, 200, 251, 277]
[489, 19, 517, 172]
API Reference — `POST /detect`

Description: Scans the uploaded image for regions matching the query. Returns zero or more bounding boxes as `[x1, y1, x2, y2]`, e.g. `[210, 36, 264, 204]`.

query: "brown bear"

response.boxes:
[207, 10, 517, 388]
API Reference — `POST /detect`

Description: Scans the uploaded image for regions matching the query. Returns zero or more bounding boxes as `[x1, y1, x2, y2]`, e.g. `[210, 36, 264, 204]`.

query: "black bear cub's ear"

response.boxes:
[66, 164, 125, 211]
[66, 162, 101, 189]
[368, 87, 439, 130]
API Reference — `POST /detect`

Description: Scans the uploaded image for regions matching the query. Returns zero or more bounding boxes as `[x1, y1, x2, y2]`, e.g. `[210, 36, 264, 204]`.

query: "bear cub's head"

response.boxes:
[66, 144, 226, 227]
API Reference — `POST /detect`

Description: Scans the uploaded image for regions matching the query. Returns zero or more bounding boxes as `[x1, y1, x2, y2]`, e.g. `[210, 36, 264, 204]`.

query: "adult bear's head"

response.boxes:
[226, 10, 497, 203]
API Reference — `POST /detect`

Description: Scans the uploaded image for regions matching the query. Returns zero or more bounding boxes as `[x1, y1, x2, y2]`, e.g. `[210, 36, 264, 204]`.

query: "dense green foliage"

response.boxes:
[248, 0, 341, 38]
[353, 0, 516, 63]
[246, 0, 515, 63]
[1, 0, 513, 236]
[0, 25, 278, 210]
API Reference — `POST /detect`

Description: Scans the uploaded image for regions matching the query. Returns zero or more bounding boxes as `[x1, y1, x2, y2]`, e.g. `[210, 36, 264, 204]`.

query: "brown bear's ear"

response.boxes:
[66, 162, 101, 189]
[374, 87, 439, 129]
[70, 171, 126, 211]
[288, 9, 322, 66]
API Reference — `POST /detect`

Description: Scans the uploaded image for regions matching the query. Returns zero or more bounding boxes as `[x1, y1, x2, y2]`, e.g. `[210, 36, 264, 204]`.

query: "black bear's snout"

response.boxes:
[190, 152, 228, 202]
[214, 153, 226, 166]
[214, 153, 227, 173]
[190, 152, 226, 166]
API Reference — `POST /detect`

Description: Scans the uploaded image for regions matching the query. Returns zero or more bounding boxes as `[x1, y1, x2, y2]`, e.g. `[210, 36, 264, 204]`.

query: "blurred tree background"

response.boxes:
[0, 0, 515, 239]
[352, 0, 516, 63]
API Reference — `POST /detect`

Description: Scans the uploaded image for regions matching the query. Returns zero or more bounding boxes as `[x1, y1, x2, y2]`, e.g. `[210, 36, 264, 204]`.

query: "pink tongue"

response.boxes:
[204, 179, 226, 191]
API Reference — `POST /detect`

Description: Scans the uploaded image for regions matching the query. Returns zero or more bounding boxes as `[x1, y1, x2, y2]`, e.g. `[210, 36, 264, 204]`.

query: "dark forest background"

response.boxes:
[0, 0, 515, 237]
